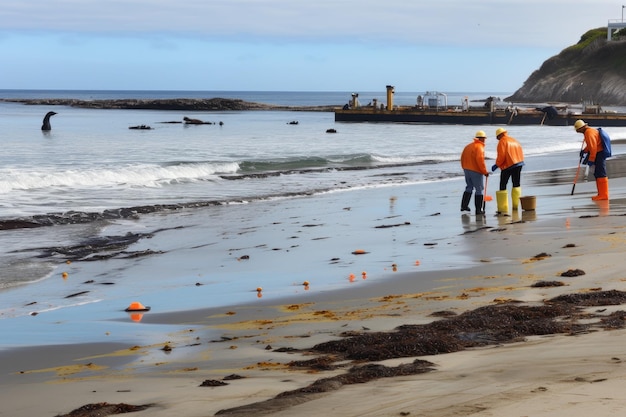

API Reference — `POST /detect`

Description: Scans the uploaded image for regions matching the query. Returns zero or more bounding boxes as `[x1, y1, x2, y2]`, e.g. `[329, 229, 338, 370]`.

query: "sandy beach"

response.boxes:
[4, 157, 626, 416]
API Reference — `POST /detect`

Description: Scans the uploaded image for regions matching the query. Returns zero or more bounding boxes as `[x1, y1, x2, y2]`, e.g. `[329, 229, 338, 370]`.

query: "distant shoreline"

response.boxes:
[0, 97, 340, 112]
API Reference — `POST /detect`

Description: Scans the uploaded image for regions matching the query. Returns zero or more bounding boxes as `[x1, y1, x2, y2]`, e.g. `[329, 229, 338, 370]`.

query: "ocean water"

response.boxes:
[0, 89, 609, 220]
[1, 90, 626, 347]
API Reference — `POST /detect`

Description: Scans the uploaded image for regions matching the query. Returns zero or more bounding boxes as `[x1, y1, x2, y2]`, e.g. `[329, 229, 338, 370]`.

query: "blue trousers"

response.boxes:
[464, 169, 484, 195]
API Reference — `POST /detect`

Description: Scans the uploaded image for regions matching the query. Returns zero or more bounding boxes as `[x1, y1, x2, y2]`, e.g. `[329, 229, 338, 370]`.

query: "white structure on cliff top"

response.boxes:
[607, 6, 626, 40]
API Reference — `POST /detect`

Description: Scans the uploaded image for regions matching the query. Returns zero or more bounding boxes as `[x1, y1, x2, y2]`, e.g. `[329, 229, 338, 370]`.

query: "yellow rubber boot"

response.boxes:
[511, 186, 522, 210]
[496, 190, 509, 213]
[592, 177, 609, 201]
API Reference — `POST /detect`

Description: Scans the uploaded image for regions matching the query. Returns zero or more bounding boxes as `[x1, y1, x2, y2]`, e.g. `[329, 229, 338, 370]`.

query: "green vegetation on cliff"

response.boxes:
[506, 28, 626, 105]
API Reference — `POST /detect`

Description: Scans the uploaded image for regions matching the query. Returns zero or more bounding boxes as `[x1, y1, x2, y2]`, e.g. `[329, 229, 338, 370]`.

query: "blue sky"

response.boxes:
[1, 1, 623, 93]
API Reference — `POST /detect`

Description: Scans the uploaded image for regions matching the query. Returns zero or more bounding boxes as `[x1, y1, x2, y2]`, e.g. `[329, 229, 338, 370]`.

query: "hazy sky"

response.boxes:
[1, 1, 623, 92]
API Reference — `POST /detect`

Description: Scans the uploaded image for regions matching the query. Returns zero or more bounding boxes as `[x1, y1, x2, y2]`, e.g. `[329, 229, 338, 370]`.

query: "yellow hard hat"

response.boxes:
[475, 130, 487, 138]
[574, 119, 587, 131]
[495, 127, 507, 137]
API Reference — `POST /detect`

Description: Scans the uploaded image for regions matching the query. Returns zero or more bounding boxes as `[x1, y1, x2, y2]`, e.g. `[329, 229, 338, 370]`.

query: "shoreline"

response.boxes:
[4, 163, 626, 415]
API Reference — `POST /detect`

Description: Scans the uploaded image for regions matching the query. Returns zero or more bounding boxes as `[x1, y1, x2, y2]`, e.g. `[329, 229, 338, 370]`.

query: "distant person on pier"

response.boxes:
[460, 130, 490, 214]
[492, 128, 525, 213]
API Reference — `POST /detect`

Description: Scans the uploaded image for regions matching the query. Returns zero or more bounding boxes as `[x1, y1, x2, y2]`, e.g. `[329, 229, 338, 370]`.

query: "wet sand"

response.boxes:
[4, 159, 626, 416]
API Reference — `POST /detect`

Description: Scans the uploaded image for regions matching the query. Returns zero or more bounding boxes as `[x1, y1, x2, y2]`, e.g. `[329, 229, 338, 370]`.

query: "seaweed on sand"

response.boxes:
[309, 304, 581, 362]
[216, 303, 588, 416]
[547, 289, 626, 306]
[215, 360, 436, 416]
[55, 402, 152, 417]
[216, 291, 626, 416]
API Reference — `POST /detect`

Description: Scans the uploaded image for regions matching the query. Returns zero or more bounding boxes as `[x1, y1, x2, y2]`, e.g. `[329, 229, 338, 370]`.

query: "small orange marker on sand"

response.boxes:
[352, 249, 367, 255]
[415, 260, 421, 266]
[349, 273, 356, 282]
[361, 271, 367, 279]
[392, 263, 398, 272]
[62, 272, 68, 279]
[125, 301, 151, 312]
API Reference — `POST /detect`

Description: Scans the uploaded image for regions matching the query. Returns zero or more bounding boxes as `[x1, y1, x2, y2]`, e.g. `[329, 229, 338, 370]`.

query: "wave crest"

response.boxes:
[0, 161, 241, 192]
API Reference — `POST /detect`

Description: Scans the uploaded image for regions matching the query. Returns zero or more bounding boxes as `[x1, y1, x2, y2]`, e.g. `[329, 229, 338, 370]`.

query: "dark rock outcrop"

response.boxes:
[0, 97, 338, 112]
[507, 28, 626, 105]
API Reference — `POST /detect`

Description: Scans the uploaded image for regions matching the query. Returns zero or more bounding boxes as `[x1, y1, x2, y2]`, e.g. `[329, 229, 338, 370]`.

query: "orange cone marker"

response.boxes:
[125, 301, 150, 312]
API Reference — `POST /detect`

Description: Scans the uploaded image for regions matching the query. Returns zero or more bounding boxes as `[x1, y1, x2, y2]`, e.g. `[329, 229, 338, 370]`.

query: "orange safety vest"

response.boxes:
[582, 127, 603, 163]
[461, 139, 488, 175]
[495, 134, 524, 170]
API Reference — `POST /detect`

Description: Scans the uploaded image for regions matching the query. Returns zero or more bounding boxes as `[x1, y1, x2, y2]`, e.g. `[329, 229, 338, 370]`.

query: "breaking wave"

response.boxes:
[0, 154, 445, 194]
[0, 161, 241, 193]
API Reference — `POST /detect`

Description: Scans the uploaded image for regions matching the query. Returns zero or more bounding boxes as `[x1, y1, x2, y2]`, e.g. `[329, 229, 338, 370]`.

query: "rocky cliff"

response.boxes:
[506, 28, 626, 105]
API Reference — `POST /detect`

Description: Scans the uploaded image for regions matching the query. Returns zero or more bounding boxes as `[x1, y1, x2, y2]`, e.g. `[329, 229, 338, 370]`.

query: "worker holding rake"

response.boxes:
[574, 119, 609, 201]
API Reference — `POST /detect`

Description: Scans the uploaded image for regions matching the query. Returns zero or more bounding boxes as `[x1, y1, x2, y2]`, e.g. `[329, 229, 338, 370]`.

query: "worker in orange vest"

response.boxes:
[492, 128, 525, 213]
[574, 119, 608, 200]
[461, 130, 490, 214]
